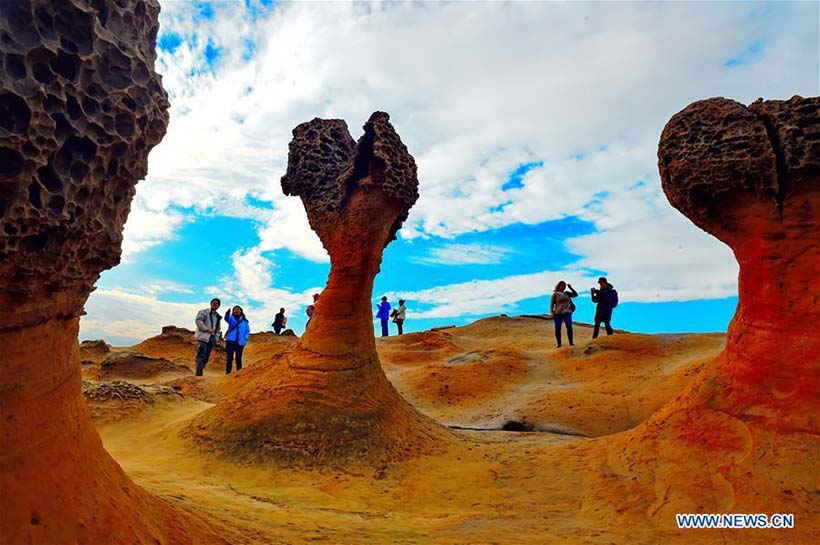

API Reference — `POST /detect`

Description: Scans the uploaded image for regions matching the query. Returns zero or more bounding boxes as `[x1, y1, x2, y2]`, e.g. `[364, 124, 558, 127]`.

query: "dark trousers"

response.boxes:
[380, 318, 389, 337]
[593, 309, 614, 339]
[553, 313, 573, 346]
[195, 337, 214, 376]
[395, 319, 404, 335]
[593, 321, 614, 338]
[225, 340, 244, 374]
[273, 324, 282, 335]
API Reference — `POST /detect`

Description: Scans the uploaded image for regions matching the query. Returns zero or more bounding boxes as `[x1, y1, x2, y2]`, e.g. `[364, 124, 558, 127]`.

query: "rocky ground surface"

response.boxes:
[80, 316, 818, 544]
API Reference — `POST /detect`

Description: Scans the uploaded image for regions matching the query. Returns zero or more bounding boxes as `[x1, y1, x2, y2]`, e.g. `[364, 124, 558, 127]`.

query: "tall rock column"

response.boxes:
[582, 96, 820, 525]
[0, 2, 223, 543]
[189, 113, 450, 465]
[658, 96, 820, 432]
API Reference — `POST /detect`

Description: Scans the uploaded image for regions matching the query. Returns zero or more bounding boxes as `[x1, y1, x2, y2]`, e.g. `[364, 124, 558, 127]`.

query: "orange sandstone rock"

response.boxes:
[188, 113, 450, 465]
[0, 2, 226, 543]
[581, 96, 820, 526]
[658, 96, 820, 433]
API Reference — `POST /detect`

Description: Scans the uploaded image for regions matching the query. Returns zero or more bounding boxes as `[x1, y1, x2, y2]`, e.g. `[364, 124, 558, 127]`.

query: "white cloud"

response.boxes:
[566, 210, 739, 303]
[395, 269, 598, 320]
[120, 198, 186, 261]
[416, 243, 513, 266]
[207, 246, 323, 331]
[87, 1, 814, 340]
[133, 0, 817, 254]
[81, 288, 203, 345]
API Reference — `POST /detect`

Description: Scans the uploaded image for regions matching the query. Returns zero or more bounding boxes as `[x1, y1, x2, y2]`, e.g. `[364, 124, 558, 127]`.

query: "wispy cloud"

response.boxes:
[79, 0, 816, 341]
[415, 243, 513, 266]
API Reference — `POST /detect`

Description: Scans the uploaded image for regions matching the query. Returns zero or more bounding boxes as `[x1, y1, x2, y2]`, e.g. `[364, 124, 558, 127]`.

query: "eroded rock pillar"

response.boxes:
[658, 96, 820, 431]
[189, 113, 450, 465]
[0, 2, 223, 543]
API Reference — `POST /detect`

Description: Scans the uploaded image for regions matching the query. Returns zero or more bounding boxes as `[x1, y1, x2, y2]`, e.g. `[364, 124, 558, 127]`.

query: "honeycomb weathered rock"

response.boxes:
[282, 111, 419, 247]
[0, 0, 170, 329]
[0, 2, 225, 543]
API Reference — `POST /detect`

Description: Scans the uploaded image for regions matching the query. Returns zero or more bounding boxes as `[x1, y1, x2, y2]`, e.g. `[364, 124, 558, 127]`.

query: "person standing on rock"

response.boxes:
[194, 298, 222, 376]
[591, 277, 618, 339]
[550, 281, 578, 347]
[376, 296, 392, 337]
[391, 299, 407, 335]
[272, 308, 287, 335]
[224, 305, 250, 374]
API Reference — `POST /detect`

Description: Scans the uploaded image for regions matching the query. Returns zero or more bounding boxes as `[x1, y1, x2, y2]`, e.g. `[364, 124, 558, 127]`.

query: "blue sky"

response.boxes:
[80, 0, 819, 345]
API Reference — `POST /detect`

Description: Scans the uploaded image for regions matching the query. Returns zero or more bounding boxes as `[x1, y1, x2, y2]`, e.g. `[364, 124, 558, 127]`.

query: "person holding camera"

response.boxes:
[591, 276, 618, 339]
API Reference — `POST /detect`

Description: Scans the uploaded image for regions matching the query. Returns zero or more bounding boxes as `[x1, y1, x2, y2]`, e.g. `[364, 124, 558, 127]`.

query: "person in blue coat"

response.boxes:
[223, 305, 250, 374]
[376, 296, 391, 337]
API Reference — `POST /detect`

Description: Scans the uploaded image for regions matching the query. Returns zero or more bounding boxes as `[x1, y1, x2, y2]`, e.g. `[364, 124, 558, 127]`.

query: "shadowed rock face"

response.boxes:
[0, 2, 224, 543]
[190, 113, 449, 465]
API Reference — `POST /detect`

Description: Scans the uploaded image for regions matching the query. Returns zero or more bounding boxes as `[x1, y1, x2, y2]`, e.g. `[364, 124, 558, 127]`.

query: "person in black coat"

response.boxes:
[591, 276, 618, 339]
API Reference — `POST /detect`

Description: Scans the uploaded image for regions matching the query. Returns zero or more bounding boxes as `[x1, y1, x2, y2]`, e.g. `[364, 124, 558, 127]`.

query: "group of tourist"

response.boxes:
[549, 276, 618, 347]
[376, 296, 407, 336]
[192, 293, 410, 376]
[194, 298, 250, 376]
[192, 277, 618, 375]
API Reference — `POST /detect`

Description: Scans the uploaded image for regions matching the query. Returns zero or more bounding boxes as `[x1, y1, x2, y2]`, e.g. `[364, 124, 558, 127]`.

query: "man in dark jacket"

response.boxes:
[272, 308, 286, 335]
[591, 277, 618, 339]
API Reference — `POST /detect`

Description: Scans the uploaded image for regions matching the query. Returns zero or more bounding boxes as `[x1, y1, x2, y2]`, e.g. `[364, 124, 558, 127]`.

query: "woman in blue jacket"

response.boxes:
[224, 305, 251, 374]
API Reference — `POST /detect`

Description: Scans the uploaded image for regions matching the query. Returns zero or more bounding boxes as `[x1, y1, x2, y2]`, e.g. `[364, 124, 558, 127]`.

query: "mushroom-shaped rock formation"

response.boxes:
[0, 2, 225, 543]
[658, 96, 820, 432]
[582, 96, 820, 525]
[188, 113, 450, 465]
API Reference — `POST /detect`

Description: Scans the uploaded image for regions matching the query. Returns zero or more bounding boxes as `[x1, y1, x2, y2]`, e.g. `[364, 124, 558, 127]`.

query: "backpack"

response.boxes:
[609, 289, 619, 308]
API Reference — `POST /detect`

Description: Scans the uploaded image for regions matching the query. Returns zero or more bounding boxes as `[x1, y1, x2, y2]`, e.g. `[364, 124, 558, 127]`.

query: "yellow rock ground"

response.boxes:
[84, 316, 816, 544]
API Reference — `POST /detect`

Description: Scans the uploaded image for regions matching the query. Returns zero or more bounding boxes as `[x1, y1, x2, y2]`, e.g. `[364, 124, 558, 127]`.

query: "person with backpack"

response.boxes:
[376, 296, 392, 337]
[223, 305, 250, 374]
[391, 299, 407, 335]
[591, 276, 618, 339]
[272, 308, 287, 335]
[550, 281, 578, 347]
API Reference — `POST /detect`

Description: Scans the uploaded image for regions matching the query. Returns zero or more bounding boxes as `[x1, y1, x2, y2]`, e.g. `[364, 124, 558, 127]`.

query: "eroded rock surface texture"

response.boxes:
[190, 113, 449, 465]
[0, 2, 224, 543]
[579, 96, 820, 527]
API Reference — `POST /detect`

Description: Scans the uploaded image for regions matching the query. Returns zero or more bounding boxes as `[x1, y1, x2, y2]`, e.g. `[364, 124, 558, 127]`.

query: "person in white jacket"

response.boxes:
[391, 299, 407, 335]
[194, 298, 222, 376]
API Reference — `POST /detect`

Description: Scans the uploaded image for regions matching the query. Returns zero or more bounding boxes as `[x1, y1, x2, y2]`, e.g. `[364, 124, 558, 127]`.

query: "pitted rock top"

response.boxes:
[658, 98, 779, 235]
[281, 118, 355, 215]
[339, 111, 419, 208]
[658, 96, 820, 240]
[0, 0, 169, 325]
[748, 96, 820, 189]
[281, 112, 419, 230]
